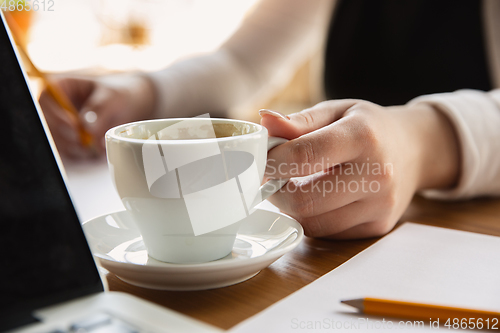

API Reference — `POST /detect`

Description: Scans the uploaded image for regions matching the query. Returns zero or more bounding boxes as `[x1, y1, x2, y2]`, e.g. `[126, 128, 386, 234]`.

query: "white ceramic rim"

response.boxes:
[105, 118, 265, 145]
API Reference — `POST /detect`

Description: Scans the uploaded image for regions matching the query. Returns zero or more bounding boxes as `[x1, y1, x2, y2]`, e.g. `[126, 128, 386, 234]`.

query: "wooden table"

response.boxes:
[106, 196, 500, 330]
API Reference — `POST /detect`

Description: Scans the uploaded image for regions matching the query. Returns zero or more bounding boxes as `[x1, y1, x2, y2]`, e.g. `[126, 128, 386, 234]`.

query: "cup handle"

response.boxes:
[258, 137, 289, 202]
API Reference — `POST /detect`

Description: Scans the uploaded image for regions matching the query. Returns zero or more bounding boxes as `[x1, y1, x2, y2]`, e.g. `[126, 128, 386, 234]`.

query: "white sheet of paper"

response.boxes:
[230, 223, 500, 332]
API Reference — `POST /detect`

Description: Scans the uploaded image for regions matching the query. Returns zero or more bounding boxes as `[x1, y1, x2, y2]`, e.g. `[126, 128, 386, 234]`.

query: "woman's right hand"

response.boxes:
[38, 75, 156, 159]
[261, 100, 460, 239]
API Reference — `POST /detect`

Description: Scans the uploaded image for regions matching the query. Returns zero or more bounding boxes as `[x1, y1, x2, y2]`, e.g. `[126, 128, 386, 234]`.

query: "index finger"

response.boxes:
[261, 99, 358, 139]
[265, 113, 366, 178]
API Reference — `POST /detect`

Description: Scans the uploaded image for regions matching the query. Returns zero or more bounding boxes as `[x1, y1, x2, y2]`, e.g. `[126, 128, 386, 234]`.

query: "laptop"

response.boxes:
[0, 12, 222, 333]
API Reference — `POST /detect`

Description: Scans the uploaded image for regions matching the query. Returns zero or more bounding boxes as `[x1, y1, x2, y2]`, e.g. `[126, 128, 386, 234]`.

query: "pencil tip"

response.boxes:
[340, 299, 364, 311]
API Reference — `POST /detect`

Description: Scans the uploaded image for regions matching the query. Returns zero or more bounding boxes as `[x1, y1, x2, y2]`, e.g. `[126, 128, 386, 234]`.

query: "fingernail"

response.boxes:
[259, 109, 290, 120]
[83, 110, 98, 124]
[81, 110, 98, 132]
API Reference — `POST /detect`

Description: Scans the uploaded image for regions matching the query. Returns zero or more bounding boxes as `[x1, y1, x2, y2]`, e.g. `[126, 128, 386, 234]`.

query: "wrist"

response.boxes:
[127, 75, 156, 120]
[403, 103, 460, 191]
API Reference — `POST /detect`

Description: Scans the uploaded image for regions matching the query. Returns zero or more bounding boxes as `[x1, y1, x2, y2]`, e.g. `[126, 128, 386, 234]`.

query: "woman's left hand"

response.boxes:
[261, 99, 460, 239]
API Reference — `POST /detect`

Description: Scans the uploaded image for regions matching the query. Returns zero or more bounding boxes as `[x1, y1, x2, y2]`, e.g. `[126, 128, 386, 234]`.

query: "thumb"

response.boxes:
[78, 86, 120, 153]
[79, 86, 115, 138]
[259, 100, 359, 139]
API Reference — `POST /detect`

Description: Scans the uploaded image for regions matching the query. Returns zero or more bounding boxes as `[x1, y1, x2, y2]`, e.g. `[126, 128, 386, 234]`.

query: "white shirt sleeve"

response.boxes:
[409, 89, 500, 199]
[145, 0, 334, 118]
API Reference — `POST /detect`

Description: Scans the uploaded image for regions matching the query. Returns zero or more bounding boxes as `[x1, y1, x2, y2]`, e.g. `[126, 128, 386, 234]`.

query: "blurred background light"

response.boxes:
[26, 0, 259, 73]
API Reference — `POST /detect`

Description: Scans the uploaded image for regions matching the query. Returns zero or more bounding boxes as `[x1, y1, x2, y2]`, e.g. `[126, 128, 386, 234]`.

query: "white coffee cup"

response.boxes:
[105, 118, 288, 264]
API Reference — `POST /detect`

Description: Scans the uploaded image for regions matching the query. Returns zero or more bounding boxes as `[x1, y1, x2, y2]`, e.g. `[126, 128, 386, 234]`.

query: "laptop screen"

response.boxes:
[0, 15, 103, 331]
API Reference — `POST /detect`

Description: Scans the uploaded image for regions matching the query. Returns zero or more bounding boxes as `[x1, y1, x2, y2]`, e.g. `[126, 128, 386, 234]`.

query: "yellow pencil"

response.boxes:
[341, 298, 500, 323]
[5, 12, 96, 151]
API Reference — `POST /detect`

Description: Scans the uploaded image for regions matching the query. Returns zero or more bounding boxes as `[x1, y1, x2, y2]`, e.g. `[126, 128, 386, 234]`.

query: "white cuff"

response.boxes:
[408, 89, 500, 200]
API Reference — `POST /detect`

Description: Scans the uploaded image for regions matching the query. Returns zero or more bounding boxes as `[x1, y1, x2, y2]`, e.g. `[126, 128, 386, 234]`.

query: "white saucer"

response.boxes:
[82, 209, 303, 290]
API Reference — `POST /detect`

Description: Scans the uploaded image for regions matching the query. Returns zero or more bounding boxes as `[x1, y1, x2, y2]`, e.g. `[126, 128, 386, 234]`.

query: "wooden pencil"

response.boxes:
[342, 297, 500, 323]
[5, 12, 95, 151]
